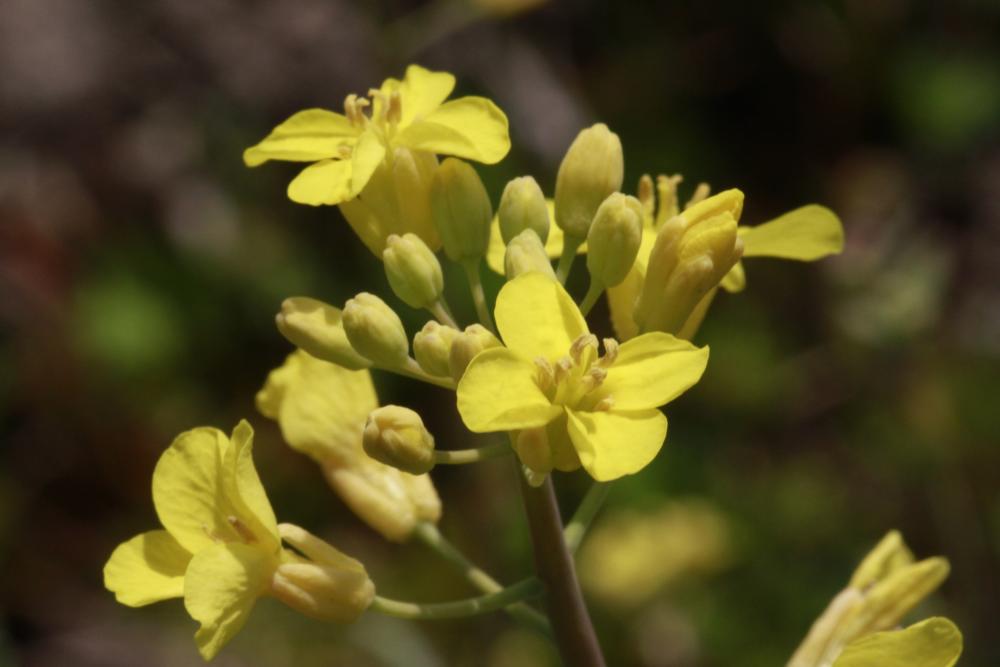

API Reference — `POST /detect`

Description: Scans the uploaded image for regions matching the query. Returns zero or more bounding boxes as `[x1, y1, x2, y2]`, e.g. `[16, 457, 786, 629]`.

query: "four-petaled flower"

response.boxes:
[104, 421, 374, 660]
[457, 272, 709, 481]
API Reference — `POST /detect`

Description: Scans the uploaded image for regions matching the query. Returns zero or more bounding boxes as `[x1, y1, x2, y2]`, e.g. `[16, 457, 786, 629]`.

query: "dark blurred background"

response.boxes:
[1, 0, 998, 665]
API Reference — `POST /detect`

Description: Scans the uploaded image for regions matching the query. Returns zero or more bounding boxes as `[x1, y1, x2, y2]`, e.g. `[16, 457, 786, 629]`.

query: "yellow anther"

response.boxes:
[554, 356, 574, 384]
[598, 337, 620, 367]
[637, 174, 655, 219]
[593, 396, 615, 411]
[583, 366, 607, 391]
[344, 94, 361, 125]
[570, 334, 599, 364]
[685, 182, 711, 209]
[387, 91, 403, 125]
[534, 356, 555, 391]
[337, 144, 353, 158]
[655, 174, 683, 227]
[227, 515, 257, 544]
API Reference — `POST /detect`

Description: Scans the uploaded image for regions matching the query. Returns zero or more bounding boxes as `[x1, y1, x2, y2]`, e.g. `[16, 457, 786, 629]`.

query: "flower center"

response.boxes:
[533, 334, 619, 411]
[343, 89, 403, 132]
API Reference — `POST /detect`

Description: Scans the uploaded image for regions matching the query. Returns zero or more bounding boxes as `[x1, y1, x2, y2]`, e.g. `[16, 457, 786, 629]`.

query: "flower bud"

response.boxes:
[342, 293, 409, 368]
[382, 233, 444, 310]
[413, 320, 460, 377]
[275, 297, 371, 370]
[498, 176, 550, 245]
[448, 324, 502, 381]
[362, 405, 435, 475]
[430, 158, 492, 262]
[270, 524, 374, 623]
[338, 147, 440, 255]
[585, 193, 644, 288]
[554, 123, 624, 240]
[323, 460, 441, 542]
[504, 229, 556, 280]
[634, 189, 745, 335]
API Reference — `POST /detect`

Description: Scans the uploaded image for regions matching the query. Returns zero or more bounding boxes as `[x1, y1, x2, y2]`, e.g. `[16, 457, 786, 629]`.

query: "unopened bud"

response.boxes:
[634, 190, 745, 335]
[413, 321, 460, 377]
[270, 524, 374, 623]
[382, 233, 444, 310]
[849, 530, 914, 590]
[276, 297, 371, 370]
[449, 324, 502, 381]
[342, 293, 409, 368]
[554, 123, 624, 240]
[362, 405, 435, 475]
[505, 229, 556, 279]
[431, 158, 492, 262]
[498, 176, 550, 245]
[586, 193, 644, 288]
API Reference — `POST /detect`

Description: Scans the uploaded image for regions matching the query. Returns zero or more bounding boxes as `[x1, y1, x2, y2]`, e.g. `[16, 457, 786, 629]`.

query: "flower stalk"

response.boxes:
[369, 577, 542, 620]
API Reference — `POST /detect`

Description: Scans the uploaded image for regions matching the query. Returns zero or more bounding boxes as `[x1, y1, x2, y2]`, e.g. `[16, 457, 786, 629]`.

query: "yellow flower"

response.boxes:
[103, 421, 374, 660]
[244, 65, 510, 254]
[608, 179, 844, 340]
[788, 531, 961, 667]
[257, 350, 442, 542]
[456, 272, 709, 481]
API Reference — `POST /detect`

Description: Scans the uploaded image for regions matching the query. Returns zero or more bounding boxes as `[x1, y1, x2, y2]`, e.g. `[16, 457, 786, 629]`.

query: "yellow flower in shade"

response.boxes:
[456, 272, 709, 481]
[244, 65, 510, 254]
[103, 421, 374, 661]
[608, 178, 844, 340]
[788, 531, 961, 667]
[257, 350, 442, 542]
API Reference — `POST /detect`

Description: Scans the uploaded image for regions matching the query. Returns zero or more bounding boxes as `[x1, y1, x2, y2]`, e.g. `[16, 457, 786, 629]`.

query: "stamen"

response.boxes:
[593, 396, 615, 411]
[553, 356, 574, 384]
[344, 94, 360, 125]
[570, 334, 598, 364]
[685, 182, 711, 209]
[202, 523, 224, 544]
[598, 338, 619, 367]
[638, 174, 654, 214]
[582, 366, 607, 392]
[387, 91, 403, 125]
[534, 356, 555, 391]
[337, 144, 353, 158]
[228, 515, 257, 544]
[655, 174, 683, 227]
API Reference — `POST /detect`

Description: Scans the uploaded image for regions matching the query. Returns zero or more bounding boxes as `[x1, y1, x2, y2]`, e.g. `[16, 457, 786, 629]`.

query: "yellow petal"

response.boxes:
[593, 333, 709, 410]
[104, 530, 191, 607]
[288, 159, 354, 206]
[152, 424, 278, 554]
[566, 408, 667, 481]
[832, 617, 962, 667]
[740, 204, 844, 260]
[395, 65, 456, 126]
[256, 350, 378, 466]
[719, 260, 746, 293]
[243, 109, 358, 167]
[395, 96, 511, 164]
[485, 200, 589, 274]
[227, 420, 280, 547]
[349, 130, 386, 196]
[183, 542, 275, 661]
[495, 272, 589, 360]
[457, 347, 562, 432]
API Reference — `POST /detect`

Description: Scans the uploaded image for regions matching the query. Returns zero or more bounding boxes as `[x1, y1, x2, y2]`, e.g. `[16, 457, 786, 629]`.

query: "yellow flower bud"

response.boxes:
[412, 320, 460, 377]
[498, 176, 550, 245]
[338, 147, 440, 256]
[382, 233, 444, 310]
[362, 405, 436, 475]
[342, 293, 409, 368]
[275, 297, 371, 370]
[504, 229, 556, 280]
[634, 189, 745, 335]
[554, 123, 624, 240]
[430, 158, 493, 262]
[848, 530, 914, 590]
[270, 524, 374, 623]
[585, 193, 644, 288]
[448, 323, 502, 381]
[323, 460, 441, 542]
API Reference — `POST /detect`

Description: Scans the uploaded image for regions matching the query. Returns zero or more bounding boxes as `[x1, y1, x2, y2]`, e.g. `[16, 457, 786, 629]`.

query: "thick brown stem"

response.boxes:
[519, 474, 606, 667]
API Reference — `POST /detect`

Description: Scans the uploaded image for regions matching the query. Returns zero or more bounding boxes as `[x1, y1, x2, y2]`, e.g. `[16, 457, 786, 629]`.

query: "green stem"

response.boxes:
[414, 523, 551, 635]
[564, 482, 611, 554]
[369, 577, 542, 620]
[555, 237, 583, 284]
[461, 258, 495, 333]
[432, 442, 511, 464]
[578, 279, 604, 317]
[396, 358, 456, 390]
[428, 299, 459, 329]
[518, 472, 606, 666]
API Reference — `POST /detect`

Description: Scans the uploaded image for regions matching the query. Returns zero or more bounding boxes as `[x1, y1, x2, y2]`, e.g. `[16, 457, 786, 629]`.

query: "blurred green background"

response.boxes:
[1, 0, 998, 665]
